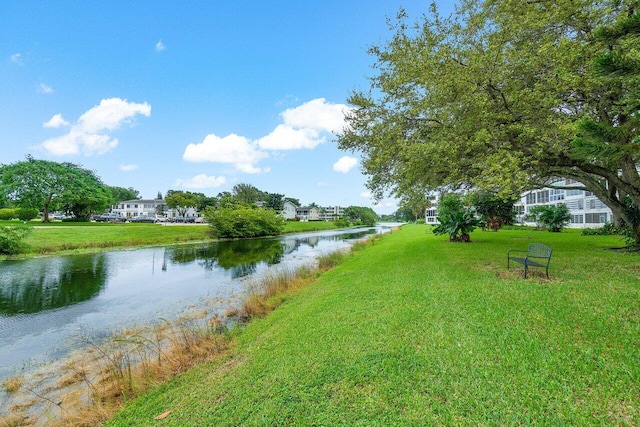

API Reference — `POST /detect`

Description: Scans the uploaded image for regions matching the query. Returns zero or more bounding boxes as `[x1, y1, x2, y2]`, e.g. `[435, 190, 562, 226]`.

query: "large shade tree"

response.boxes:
[338, 1, 640, 245]
[165, 190, 201, 217]
[0, 156, 112, 222]
[109, 186, 140, 203]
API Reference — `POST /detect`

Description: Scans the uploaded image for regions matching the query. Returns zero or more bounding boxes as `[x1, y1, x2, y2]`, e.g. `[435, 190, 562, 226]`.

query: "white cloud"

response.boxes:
[281, 98, 349, 133]
[120, 164, 139, 171]
[174, 174, 226, 189]
[361, 191, 372, 198]
[38, 83, 54, 94]
[10, 53, 23, 65]
[43, 113, 69, 128]
[333, 156, 358, 173]
[41, 98, 151, 156]
[257, 124, 323, 150]
[183, 133, 268, 173]
[257, 98, 351, 150]
[155, 40, 165, 52]
[183, 98, 351, 174]
[77, 98, 151, 133]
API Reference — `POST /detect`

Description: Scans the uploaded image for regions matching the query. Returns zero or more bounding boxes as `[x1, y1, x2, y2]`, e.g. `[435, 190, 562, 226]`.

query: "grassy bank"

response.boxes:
[104, 225, 640, 426]
[0, 220, 342, 257]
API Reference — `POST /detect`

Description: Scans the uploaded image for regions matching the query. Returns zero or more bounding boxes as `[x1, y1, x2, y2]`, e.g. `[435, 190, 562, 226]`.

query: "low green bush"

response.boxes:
[204, 207, 284, 239]
[333, 218, 350, 228]
[581, 222, 625, 236]
[0, 208, 16, 221]
[15, 208, 39, 222]
[0, 225, 32, 255]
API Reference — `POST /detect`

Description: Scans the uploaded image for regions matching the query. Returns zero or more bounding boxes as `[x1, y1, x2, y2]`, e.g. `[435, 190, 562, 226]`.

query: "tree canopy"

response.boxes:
[165, 190, 201, 217]
[0, 156, 112, 222]
[343, 206, 378, 226]
[338, 0, 640, 244]
[109, 186, 140, 203]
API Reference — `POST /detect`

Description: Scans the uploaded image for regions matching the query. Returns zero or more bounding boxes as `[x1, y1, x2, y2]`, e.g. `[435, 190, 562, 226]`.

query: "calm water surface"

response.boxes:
[0, 226, 393, 378]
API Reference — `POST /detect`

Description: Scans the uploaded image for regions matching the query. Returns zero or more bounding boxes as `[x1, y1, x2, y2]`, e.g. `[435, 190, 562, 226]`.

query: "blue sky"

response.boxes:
[1, 1, 452, 214]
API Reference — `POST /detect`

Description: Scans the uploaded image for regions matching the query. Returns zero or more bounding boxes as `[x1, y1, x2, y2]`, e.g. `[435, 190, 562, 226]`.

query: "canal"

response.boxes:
[0, 226, 394, 379]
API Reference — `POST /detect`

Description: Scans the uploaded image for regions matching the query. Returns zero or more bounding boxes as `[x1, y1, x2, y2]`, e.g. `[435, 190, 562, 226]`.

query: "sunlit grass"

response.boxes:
[19, 224, 210, 256]
[105, 225, 640, 426]
[282, 221, 340, 234]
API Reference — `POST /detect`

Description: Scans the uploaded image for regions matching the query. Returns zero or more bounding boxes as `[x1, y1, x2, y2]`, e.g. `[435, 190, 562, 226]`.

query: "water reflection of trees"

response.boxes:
[162, 230, 373, 279]
[163, 238, 285, 278]
[0, 254, 108, 316]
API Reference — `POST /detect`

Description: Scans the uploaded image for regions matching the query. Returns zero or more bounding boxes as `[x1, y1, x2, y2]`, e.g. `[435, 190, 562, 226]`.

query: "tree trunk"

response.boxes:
[42, 202, 51, 223]
[632, 224, 640, 249]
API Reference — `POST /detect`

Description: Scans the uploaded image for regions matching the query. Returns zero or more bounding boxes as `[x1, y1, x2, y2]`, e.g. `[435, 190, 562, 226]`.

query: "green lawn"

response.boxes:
[0, 220, 342, 257]
[282, 220, 340, 234]
[107, 225, 640, 426]
[19, 223, 211, 255]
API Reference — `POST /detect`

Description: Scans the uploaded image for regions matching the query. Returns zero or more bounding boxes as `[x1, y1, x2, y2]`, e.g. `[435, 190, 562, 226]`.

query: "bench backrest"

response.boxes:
[528, 243, 552, 259]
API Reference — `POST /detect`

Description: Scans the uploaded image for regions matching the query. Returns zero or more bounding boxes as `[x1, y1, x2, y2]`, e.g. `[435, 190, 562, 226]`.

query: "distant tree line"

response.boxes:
[0, 157, 382, 244]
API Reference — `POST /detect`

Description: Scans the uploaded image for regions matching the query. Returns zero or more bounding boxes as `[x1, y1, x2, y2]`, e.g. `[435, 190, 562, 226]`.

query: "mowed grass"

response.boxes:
[0, 220, 341, 257]
[20, 223, 211, 255]
[282, 220, 340, 233]
[107, 225, 640, 426]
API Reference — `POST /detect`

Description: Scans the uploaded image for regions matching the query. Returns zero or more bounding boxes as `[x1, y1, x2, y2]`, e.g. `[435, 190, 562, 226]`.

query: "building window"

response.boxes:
[585, 213, 607, 223]
[536, 191, 549, 204]
[571, 215, 583, 224]
[550, 189, 565, 202]
[566, 189, 583, 196]
[525, 193, 536, 204]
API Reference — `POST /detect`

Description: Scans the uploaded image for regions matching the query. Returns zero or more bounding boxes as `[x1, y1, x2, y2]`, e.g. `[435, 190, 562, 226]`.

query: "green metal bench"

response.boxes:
[507, 243, 552, 278]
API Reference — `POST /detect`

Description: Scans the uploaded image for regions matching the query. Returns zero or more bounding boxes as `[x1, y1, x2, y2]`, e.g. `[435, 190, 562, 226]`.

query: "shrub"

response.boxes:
[0, 208, 16, 221]
[581, 222, 624, 236]
[526, 204, 571, 232]
[204, 207, 285, 239]
[485, 216, 503, 231]
[333, 218, 350, 228]
[432, 194, 482, 242]
[15, 208, 39, 222]
[0, 225, 32, 255]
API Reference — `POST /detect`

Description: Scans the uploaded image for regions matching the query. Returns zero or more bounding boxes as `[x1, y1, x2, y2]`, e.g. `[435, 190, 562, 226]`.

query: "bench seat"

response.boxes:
[507, 243, 552, 278]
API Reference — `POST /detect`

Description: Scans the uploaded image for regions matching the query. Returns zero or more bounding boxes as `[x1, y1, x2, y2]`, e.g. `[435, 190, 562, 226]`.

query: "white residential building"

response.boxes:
[111, 199, 166, 219]
[111, 199, 198, 220]
[424, 180, 614, 229]
[281, 200, 298, 220]
[319, 206, 345, 221]
[514, 179, 613, 228]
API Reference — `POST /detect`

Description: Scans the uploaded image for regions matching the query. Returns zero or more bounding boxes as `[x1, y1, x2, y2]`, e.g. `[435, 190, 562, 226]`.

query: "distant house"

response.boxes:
[296, 206, 320, 221]
[111, 199, 166, 219]
[111, 199, 199, 219]
[319, 206, 344, 221]
[281, 200, 298, 220]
